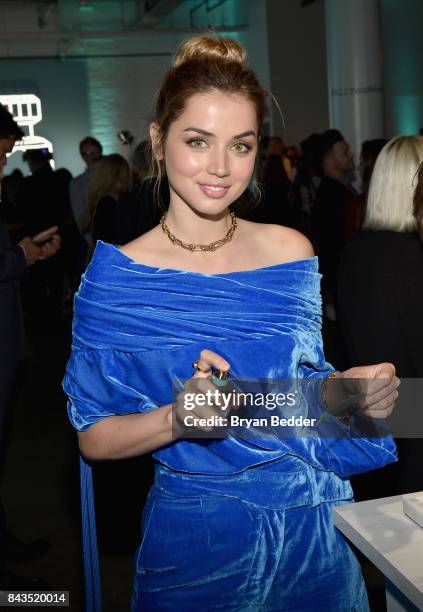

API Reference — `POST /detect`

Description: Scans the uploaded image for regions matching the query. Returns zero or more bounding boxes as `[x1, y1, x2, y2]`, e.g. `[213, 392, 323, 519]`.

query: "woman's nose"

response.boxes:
[207, 147, 229, 177]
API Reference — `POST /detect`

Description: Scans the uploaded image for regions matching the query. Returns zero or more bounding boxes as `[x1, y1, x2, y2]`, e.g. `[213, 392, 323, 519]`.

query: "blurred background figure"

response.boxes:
[414, 155, 423, 230]
[0, 104, 61, 589]
[69, 137, 103, 279]
[311, 129, 356, 369]
[20, 149, 68, 235]
[284, 145, 300, 181]
[84, 153, 130, 251]
[358, 139, 388, 197]
[264, 136, 295, 183]
[312, 129, 356, 311]
[245, 135, 295, 225]
[69, 137, 102, 233]
[343, 138, 387, 242]
[291, 133, 322, 235]
[130, 139, 151, 185]
[0, 169, 24, 243]
[54, 167, 81, 310]
[117, 140, 165, 244]
[338, 135, 423, 499]
[18, 149, 67, 328]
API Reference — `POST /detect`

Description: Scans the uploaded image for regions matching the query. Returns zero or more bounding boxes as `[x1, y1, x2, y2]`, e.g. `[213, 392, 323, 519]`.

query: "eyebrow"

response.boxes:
[182, 127, 256, 139]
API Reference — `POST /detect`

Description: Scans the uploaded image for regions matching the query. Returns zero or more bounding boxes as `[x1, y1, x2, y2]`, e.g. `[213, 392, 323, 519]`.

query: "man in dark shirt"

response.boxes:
[19, 149, 67, 325]
[313, 129, 356, 316]
[311, 130, 356, 370]
[20, 149, 67, 235]
[0, 105, 60, 588]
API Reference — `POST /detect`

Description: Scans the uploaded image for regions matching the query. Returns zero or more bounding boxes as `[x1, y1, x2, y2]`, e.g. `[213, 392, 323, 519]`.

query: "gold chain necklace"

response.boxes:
[160, 211, 237, 252]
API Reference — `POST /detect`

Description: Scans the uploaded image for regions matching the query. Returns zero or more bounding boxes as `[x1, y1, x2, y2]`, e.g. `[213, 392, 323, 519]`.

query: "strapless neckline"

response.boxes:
[97, 240, 319, 278]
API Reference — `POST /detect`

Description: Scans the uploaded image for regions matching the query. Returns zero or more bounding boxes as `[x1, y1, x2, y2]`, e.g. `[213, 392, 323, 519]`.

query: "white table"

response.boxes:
[333, 495, 423, 611]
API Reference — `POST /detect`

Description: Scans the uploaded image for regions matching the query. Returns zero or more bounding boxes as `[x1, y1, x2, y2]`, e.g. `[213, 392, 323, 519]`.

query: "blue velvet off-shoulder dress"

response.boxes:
[63, 241, 397, 612]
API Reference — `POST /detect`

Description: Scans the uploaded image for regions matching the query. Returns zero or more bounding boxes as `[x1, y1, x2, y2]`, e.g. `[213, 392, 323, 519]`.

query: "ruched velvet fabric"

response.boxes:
[135, 462, 370, 611]
[63, 241, 397, 611]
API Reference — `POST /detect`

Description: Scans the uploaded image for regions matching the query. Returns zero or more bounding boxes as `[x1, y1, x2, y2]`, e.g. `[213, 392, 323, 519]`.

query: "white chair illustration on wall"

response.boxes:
[0, 94, 55, 168]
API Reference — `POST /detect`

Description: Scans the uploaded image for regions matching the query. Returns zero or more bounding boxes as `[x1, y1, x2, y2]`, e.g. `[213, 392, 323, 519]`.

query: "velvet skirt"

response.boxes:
[131, 459, 370, 612]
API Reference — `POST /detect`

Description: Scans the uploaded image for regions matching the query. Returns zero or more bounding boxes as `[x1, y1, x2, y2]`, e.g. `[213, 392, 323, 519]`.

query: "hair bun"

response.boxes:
[172, 36, 247, 68]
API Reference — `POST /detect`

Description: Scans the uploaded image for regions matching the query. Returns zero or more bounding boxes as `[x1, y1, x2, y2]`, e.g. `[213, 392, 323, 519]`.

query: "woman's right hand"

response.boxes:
[168, 349, 232, 436]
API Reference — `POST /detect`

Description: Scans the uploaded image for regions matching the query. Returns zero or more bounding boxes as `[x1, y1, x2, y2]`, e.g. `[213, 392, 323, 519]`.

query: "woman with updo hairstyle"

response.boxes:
[64, 36, 399, 611]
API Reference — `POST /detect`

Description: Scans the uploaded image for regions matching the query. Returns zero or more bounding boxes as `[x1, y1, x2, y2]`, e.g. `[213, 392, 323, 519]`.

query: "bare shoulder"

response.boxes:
[239, 220, 315, 264]
[119, 226, 164, 265]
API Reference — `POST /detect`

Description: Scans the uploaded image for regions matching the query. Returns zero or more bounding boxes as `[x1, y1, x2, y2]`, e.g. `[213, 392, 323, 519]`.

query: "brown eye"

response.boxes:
[187, 138, 208, 148]
[232, 141, 252, 153]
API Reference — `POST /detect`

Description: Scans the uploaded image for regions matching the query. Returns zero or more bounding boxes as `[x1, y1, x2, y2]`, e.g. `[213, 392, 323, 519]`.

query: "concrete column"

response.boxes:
[325, 0, 384, 160]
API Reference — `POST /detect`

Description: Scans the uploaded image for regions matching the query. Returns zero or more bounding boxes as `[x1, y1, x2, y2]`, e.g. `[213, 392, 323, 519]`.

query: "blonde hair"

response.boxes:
[84, 154, 130, 231]
[150, 34, 268, 212]
[364, 135, 423, 232]
[413, 160, 423, 237]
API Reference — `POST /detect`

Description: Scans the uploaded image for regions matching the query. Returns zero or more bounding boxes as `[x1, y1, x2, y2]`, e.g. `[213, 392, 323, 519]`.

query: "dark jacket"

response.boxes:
[89, 180, 166, 252]
[339, 230, 423, 497]
[0, 221, 26, 364]
[20, 166, 68, 236]
[338, 230, 423, 377]
[313, 176, 355, 299]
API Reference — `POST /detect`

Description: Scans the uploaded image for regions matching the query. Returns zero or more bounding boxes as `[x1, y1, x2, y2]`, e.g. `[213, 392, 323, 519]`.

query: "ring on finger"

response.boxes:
[192, 360, 209, 374]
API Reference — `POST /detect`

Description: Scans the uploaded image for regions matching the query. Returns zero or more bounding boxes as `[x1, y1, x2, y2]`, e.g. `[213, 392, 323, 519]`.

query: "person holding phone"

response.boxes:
[64, 37, 399, 611]
[0, 104, 61, 589]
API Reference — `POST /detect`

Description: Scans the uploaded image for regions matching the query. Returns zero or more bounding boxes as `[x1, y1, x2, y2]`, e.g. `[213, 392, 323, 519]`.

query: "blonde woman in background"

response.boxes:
[339, 135, 423, 500]
[414, 156, 423, 234]
[84, 153, 130, 250]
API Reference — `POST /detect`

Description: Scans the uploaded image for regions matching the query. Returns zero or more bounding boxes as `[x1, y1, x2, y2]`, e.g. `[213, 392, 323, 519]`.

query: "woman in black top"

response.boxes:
[85, 153, 130, 247]
[338, 135, 423, 497]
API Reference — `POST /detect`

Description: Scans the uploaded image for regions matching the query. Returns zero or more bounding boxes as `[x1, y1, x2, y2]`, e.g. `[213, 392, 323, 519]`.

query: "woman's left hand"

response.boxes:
[338, 362, 400, 419]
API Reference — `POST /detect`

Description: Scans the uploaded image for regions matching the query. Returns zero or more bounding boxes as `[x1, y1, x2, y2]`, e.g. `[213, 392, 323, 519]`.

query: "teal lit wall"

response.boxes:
[0, 0, 270, 176]
[85, 53, 171, 156]
[381, 0, 423, 136]
[81, 0, 268, 157]
[0, 59, 90, 175]
[161, 0, 245, 28]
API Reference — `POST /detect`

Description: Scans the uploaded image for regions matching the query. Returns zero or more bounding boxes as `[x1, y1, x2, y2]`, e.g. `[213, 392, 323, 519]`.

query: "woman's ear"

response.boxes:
[149, 123, 164, 161]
